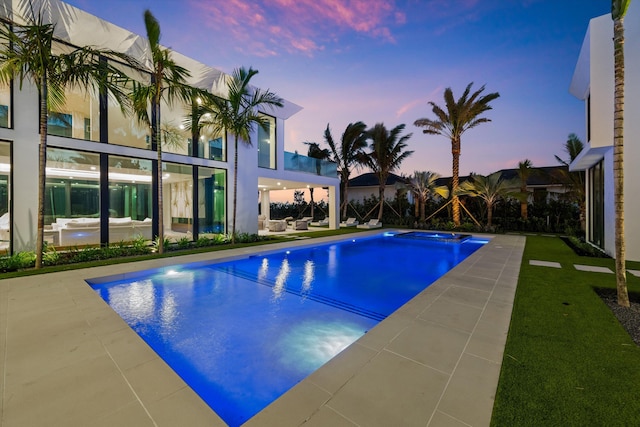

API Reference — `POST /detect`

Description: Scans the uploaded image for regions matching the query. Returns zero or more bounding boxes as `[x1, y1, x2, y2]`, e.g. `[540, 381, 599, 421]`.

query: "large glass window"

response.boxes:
[184, 130, 226, 161]
[0, 82, 10, 129]
[198, 167, 226, 235]
[589, 160, 604, 249]
[45, 148, 100, 246]
[46, 42, 99, 140]
[163, 162, 193, 240]
[258, 113, 276, 169]
[0, 141, 10, 251]
[108, 63, 151, 149]
[108, 155, 153, 244]
[47, 85, 99, 140]
[108, 155, 152, 220]
[164, 103, 227, 161]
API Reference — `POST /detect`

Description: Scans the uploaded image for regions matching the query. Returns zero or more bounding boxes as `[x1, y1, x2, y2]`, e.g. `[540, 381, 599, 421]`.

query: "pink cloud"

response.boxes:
[188, 0, 404, 56]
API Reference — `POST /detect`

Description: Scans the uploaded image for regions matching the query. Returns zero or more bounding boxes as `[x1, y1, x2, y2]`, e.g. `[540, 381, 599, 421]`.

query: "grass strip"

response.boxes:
[491, 235, 640, 425]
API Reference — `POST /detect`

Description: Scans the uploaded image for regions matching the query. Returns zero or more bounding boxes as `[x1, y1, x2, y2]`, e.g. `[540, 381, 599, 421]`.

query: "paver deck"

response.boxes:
[0, 232, 525, 426]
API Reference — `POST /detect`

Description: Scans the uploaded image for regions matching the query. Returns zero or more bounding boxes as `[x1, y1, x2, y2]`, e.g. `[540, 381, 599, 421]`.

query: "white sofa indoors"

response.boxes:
[52, 217, 152, 246]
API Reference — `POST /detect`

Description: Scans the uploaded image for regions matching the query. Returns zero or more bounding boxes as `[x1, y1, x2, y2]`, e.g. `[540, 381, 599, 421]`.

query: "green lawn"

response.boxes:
[492, 235, 640, 426]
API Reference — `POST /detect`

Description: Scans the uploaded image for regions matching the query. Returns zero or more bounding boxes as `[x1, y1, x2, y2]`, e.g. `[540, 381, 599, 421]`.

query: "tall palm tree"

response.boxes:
[612, 0, 631, 307]
[304, 141, 331, 219]
[203, 67, 282, 243]
[407, 171, 449, 223]
[130, 10, 191, 254]
[323, 122, 368, 219]
[456, 172, 515, 229]
[414, 83, 500, 226]
[555, 133, 586, 229]
[516, 159, 533, 220]
[0, 3, 130, 267]
[361, 123, 413, 220]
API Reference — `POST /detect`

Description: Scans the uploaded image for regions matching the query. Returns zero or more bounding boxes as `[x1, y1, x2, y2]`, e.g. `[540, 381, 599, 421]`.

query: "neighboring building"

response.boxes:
[347, 166, 571, 207]
[346, 172, 409, 204]
[569, 2, 639, 261]
[0, 0, 339, 253]
[491, 166, 572, 203]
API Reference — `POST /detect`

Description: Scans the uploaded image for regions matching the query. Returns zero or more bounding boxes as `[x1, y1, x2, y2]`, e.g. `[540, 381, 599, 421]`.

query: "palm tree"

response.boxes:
[130, 10, 191, 254]
[304, 141, 331, 219]
[456, 172, 515, 229]
[516, 159, 533, 219]
[0, 4, 130, 267]
[612, 0, 631, 307]
[323, 122, 368, 219]
[555, 133, 586, 229]
[361, 123, 413, 220]
[414, 83, 500, 226]
[203, 67, 282, 243]
[407, 171, 449, 223]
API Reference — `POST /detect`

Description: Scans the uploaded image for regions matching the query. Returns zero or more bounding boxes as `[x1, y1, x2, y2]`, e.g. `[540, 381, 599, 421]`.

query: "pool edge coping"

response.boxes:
[0, 231, 525, 427]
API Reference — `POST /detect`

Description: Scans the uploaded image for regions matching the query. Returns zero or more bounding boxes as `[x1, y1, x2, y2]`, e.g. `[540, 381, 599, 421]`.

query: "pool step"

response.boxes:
[209, 265, 387, 322]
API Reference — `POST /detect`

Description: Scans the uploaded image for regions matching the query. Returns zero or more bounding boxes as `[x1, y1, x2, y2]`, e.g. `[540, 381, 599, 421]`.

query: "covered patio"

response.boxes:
[257, 176, 339, 232]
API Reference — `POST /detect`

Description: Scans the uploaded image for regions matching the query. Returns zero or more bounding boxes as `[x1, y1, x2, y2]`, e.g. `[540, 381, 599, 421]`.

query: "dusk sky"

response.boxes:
[66, 0, 610, 179]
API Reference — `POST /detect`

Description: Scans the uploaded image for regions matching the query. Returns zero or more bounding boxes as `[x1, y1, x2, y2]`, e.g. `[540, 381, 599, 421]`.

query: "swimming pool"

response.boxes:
[88, 232, 486, 426]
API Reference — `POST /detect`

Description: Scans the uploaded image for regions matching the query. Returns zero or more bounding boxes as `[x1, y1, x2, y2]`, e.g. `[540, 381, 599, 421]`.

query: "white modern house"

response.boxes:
[0, 0, 339, 253]
[569, 1, 640, 261]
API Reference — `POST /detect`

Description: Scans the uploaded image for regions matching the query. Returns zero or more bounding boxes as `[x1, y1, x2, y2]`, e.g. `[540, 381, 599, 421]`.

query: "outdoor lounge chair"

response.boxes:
[310, 217, 329, 226]
[340, 217, 359, 227]
[357, 219, 382, 229]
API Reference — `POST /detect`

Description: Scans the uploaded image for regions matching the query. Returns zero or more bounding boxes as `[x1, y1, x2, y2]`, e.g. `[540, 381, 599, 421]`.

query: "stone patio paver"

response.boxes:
[574, 264, 614, 273]
[529, 260, 561, 268]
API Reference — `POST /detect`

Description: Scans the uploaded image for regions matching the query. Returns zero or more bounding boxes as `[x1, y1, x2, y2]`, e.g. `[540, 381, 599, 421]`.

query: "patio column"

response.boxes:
[328, 185, 339, 229]
[260, 190, 271, 220]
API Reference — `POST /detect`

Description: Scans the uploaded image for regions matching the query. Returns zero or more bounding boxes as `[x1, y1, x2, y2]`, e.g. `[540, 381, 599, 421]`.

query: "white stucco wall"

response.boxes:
[0, 84, 40, 252]
[571, 2, 640, 261]
[624, 0, 640, 261]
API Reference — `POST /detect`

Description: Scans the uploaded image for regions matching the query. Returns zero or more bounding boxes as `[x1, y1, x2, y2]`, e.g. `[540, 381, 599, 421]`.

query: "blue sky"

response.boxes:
[67, 0, 610, 178]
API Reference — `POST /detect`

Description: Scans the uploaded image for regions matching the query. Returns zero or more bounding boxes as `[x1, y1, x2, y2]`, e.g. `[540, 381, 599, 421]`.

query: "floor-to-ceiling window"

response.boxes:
[258, 113, 276, 169]
[198, 167, 226, 234]
[0, 141, 10, 251]
[45, 148, 100, 246]
[108, 155, 153, 244]
[163, 162, 193, 240]
[108, 155, 152, 220]
[589, 159, 604, 249]
[47, 84, 99, 140]
[108, 63, 151, 149]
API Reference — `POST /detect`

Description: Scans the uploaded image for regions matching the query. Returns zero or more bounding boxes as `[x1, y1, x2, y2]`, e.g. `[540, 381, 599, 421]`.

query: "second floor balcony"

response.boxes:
[284, 151, 337, 177]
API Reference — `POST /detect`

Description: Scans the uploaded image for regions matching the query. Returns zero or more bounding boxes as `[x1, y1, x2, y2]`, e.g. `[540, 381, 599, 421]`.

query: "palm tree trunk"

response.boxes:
[231, 135, 238, 244]
[342, 182, 349, 219]
[414, 197, 419, 218]
[310, 187, 315, 219]
[420, 198, 426, 222]
[377, 183, 385, 220]
[451, 138, 461, 226]
[613, 15, 629, 307]
[155, 100, 164, 254]
[35, 75, 48, 269]
[521, 201, 528, 220]
[487, 201, 493, 228]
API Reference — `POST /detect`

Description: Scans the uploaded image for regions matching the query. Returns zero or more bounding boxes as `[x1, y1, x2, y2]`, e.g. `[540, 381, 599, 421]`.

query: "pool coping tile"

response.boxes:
[0, 231, 524, 427]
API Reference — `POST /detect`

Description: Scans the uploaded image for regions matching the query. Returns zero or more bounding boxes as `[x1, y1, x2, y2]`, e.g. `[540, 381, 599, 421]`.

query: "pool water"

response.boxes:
[88, 233, 485, 426]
